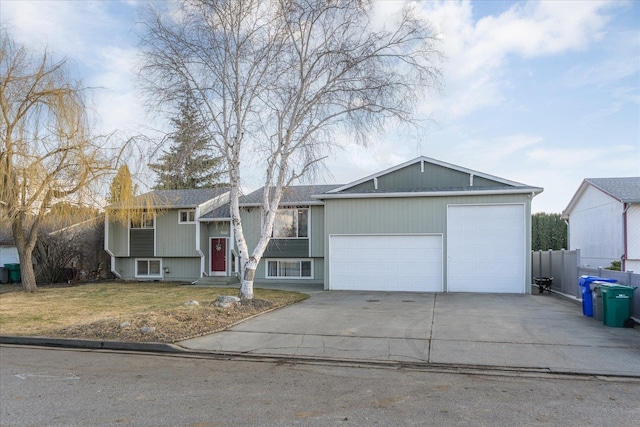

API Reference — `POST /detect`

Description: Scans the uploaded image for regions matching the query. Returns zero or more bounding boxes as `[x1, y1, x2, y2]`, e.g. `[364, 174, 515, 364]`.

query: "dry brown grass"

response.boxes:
[0, 282, 308, 342]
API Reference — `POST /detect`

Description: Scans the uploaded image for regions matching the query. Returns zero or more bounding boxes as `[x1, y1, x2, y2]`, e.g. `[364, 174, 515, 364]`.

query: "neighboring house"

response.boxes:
[0, 228, 19, 269]
[562, 177, 640, 272]
[105, 157, 543, 293]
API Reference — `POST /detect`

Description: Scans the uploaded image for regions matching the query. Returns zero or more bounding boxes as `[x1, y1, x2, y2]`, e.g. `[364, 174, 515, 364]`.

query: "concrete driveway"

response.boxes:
[179, 291, 640, 377]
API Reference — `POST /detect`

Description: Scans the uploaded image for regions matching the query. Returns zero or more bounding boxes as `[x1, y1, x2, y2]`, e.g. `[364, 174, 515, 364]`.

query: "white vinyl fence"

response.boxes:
[532, 249, 640, 320]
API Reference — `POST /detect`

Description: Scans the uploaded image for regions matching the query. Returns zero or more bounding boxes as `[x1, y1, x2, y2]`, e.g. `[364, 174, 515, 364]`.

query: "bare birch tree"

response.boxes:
[139, 0, 441, 298]
[0, 32, 110, 292]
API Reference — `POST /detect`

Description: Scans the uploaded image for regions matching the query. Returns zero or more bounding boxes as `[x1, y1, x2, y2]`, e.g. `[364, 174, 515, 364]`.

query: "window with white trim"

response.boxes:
[136, 259, 162, 278]
[272, 208, 308, 238]
[131, 212, 154, 229]
[179, 209, 195, 224]
[266, 259, 312, 279]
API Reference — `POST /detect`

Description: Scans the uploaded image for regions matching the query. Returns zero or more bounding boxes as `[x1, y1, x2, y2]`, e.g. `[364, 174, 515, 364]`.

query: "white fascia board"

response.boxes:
[326, 156, 530, 194]
[198, 192, 230, 216]
[315, 187, 543, 200]
[239, 201, 325, 207]
[198, 217, 232, 222]
[562, 180, 588, 219]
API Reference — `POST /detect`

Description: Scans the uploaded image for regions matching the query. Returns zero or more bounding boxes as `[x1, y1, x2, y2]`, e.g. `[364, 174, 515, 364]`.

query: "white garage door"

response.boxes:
[447, 204, 525, 293]
[329, 235, 443, 292]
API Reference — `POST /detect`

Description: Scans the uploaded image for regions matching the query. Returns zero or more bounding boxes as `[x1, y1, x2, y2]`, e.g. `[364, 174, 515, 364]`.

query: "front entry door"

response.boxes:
[211, 238, 227, 276]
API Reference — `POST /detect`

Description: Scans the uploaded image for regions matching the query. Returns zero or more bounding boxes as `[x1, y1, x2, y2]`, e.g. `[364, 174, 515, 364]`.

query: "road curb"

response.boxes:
[3, 335, 639, 380]
[0, 335, 183, 353]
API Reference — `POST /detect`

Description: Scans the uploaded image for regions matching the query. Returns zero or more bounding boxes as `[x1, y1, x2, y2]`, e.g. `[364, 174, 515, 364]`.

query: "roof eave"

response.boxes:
[239, 201, 326, 207]
[315, 187, 543, 200]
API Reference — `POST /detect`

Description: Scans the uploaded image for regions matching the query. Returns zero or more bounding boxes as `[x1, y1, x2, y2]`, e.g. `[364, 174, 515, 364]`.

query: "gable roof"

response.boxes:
[319, 156, 542, 199]
[584, 178, 640, 203]
[109, 187, 229, 209]
[199, 203, 231, 220]
[562, 177, 640, 218]
[240, 185, 342, 206]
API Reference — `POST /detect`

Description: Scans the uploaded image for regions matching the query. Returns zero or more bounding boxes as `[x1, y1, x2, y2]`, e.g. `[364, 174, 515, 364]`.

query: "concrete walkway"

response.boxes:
[179, 290, 640, 377]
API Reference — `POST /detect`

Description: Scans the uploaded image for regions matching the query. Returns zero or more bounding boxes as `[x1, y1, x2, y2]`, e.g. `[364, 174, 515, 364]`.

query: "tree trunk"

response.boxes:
[239, 262, 256, 300]
[17, 246, 37, 292]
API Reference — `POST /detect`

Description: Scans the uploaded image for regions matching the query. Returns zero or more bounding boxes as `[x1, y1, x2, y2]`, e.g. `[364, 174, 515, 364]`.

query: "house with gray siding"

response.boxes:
[105, 188, 230, 281]
[105, 156, 543, 293]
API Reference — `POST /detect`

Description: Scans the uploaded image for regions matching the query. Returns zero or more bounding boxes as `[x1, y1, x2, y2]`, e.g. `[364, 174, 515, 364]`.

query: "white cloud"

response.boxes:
[524, 143, 639, 212]
[414, 0, 617, 118]
[565, 54, 640, 89]
[2, 1, 119, 62]
[2, 1, 151, 140]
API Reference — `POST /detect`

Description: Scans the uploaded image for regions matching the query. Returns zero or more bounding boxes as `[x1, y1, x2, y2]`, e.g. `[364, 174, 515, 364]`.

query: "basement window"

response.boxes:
[266, 259, 312, 279]
[136, 259, 162, 278]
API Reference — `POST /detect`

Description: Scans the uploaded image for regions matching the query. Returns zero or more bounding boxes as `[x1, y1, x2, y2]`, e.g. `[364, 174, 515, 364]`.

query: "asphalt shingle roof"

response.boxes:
[200, 204, 231, 219]
[111, 187, 229, 208]
[586, 177, 640, 202]
[240, 185, 342, 205]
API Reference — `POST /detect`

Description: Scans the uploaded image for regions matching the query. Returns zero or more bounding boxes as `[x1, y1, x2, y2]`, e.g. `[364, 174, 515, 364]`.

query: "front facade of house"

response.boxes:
[105, 157, 543, 293]
[562, 177, 640, 272]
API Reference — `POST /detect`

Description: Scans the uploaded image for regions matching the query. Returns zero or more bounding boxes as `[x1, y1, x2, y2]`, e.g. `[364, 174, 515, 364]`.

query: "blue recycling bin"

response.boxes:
[578, 276, 617, 317]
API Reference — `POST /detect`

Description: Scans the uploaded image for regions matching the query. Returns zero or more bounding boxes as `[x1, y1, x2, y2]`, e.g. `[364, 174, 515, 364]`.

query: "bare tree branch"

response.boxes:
[138, 0, 441, 298]
[1, 31, 113, 291]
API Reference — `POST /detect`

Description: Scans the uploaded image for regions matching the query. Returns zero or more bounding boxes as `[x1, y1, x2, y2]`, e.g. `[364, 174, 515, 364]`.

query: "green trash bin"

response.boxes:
[600, 284, 637, 327]
[4, 264, 21, 283]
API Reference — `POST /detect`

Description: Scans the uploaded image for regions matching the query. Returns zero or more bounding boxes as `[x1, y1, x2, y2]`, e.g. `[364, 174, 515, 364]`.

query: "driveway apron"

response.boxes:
[179, 291, 640, 377]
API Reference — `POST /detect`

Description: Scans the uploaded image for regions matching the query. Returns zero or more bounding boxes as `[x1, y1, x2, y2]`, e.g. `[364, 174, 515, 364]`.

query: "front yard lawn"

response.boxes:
[0, 282, 308, 343]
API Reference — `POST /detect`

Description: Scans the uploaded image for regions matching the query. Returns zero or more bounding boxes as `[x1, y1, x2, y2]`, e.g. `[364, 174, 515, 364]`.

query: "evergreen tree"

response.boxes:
[108, 164, 135, 204]
[531, 212, 567, 251]
[149, 96, 226, 190]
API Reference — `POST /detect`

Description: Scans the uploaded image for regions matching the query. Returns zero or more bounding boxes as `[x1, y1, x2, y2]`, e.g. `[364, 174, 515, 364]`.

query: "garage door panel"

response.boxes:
[447, 204, 525, 293]
[330, 235, 443, 292]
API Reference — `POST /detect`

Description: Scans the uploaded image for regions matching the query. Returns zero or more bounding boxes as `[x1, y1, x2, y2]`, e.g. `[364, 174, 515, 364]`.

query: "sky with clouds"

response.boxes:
[2, 0, 639, 213]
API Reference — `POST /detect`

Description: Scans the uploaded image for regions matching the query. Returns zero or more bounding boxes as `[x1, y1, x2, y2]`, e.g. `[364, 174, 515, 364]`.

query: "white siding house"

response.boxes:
[0, 229, 18, 267]
[562, 177, 640, 272]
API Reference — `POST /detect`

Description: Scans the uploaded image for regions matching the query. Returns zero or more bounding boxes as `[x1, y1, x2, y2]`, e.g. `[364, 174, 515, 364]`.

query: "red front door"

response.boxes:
[211, 238, 227, 274]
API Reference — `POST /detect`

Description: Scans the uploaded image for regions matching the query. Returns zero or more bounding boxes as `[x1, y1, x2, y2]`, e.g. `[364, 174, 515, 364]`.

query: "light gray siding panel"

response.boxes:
[347, 180, 375, 192]
[310, 205, 324, 257]
[345, 162, 480, 193]
[114, 257, 200, 281]
[156, 210, 198, 257]
[159, 257, 201, 281]
[239, 208, 262, 252]
[473, 176, 509, 187]
[323, 193, 533, 291]
[315, 258, 324, 281]
[114, 258, 135, 279]
[108, 219, 128, 256]
[379, 162, 469, 190]
[324, 194, 530, 234]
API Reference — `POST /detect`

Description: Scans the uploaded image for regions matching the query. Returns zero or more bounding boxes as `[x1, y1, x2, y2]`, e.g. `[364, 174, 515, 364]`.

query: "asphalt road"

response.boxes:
[1, 345, 639, 426]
